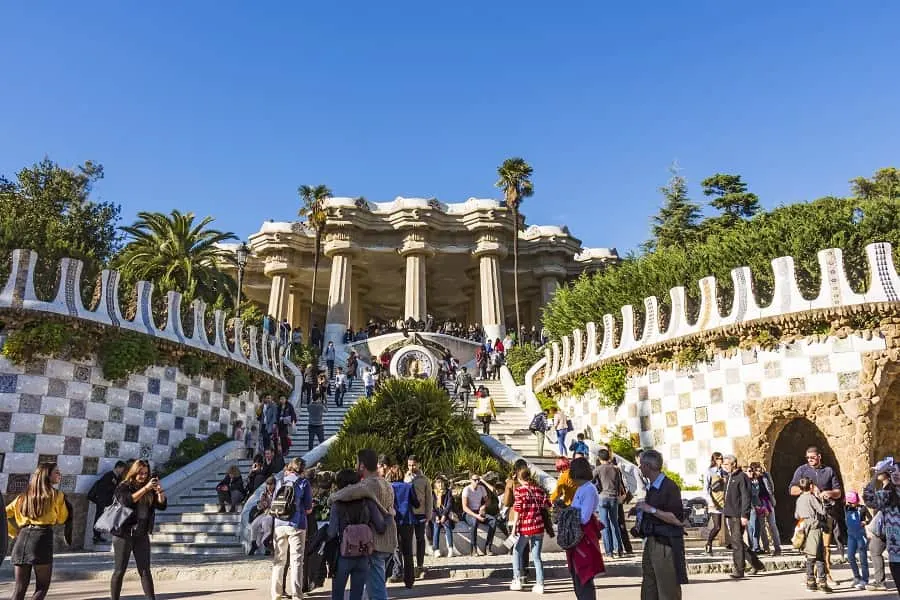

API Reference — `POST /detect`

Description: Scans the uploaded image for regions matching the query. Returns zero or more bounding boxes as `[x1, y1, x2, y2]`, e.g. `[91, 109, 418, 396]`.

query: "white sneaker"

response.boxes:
[432, 548, 441, 558]
[509, 578, 523, 591]
[532, 583, 545, 594]
[448, 548, 458, 557]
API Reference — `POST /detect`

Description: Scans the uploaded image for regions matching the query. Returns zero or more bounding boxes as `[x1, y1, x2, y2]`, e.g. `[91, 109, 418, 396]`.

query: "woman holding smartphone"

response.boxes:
[110, 460, 167, 600]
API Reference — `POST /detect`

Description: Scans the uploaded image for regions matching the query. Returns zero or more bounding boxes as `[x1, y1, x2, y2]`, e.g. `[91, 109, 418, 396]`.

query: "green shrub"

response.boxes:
[2, 321, 91, 364]
[505, 343, 544, 385]
[97, 330, 158, 381]
[593, 363, 626, 407]
[322, 378, 502, 478]
[178, 353, 206, 377]
[536, 391, 557, 411]
[204, 431, 230, 451]
[290, 343, 320, 369]
[225, 367, 251, 395]
[663, 468, 686, 490]
[607, 431, 637, 463]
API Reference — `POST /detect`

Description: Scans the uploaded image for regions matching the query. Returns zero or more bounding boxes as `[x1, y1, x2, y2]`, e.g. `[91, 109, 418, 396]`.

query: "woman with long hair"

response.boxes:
[863, 459, 900, 597]
[501, 459, 530, 580]
[508, 464, 550, 594]
[705, 452, 726, 554]
[110, 459, 167, 600]
[431, 475, 456, 557]
[5, 462, 67, 600]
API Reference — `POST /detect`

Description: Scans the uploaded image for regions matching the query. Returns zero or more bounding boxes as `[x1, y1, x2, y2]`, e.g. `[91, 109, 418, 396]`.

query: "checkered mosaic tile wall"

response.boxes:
[558, 333, 886, 487]
[0, 356, 260, 496]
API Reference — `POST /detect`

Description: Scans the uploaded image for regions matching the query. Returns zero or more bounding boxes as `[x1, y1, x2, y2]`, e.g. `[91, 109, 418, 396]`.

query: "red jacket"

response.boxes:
[566, 514, 605, 584]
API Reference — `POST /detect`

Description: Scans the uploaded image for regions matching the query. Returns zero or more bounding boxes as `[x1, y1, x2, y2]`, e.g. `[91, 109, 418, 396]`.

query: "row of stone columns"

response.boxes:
[265, 234, 563, 345]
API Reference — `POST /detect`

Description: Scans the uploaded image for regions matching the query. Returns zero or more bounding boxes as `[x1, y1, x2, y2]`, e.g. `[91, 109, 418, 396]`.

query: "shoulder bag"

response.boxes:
[95, 498, 134, 534]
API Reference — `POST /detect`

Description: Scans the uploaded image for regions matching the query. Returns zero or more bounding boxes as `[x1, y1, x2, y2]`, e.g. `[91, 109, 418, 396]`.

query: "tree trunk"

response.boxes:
[309, 230, 321, 332]
[512, 203, 520, 339]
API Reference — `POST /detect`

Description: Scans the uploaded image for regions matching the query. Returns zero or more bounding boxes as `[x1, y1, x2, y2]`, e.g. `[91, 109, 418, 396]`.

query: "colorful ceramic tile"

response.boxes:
[651, 398, 662, 414]
[13, 433, 36, 453]
[73, 365, 91, 383]
[19, 394, 41, 414]
[86, 420, 104, 439]
[174, 416, 184, 430]
[740, 350, 757, 365]
[42, 415, 63, 435]
[0, 375, 17, 394]
[649, 370, 660, 384]
[59, 475, 77, 493]
[685, 458, 697, 475]
[147, 378, 161, 395]
[124, 425, 139, 442]
[24, 360, 46, 376]
[91, 385, 107, 404]
[679, 393, 691, 409]
[746, 382, 761, 400]
[670, 443, 681, 459]
[725, 368, 741, 384]
[201, 390, 211, 405]
[157, 430, 170, 445]
[164, 367, 177, 381]
[187, 403, 198, 418]
[7, 474, 30, 493]
[638, 387, 649, 402]
[210, 407, 220, 422]
[199, 420, 208, 435]
[712, 421, 727, 438]
[694, 407, 708, 423]
[691, 374, 705, 390]
[764, 361, 781, 379]
[0, 413, 10, 432]
[160, 397, 174, 413]
[82, 457, 99, 475]
[640, 416, 651, 432]
[177, 384, 188, 400]
[838, 372, 860, 390]
[665, 411, 678, 427]
[68, 400, 86, 419]
[105, 441, 120, 457]
[789, 378, 806, 393]
[710, 388, 723, 404]
[681, 425, 694, 442]
[811, 356, 831, 374]
[108, 406, 123, 424]
[143, 411, 157, 428]
[63, 436, 81, 455]
[47, 378, 67, 397]
[128, 391, 143, 409]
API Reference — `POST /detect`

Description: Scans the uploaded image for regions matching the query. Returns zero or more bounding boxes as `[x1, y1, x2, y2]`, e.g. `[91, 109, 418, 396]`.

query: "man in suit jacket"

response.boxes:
[723, 455, 765, 578]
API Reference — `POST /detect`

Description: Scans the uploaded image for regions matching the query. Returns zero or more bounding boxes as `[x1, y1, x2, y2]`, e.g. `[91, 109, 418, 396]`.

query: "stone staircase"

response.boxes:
[93, 365, 367, 556]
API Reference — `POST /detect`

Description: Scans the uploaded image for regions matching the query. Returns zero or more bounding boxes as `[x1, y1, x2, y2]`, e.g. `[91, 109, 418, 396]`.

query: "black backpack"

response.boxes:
[270, 480, 298, 520]
[528, 413, 546, 433]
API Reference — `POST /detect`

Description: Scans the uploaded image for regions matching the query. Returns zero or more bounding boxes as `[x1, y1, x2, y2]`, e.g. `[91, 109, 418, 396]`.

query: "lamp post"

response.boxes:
[234, 242, 250, 317]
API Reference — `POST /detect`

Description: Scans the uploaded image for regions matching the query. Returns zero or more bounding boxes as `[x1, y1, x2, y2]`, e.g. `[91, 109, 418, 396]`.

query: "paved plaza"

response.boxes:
[0, 567, 894, 599]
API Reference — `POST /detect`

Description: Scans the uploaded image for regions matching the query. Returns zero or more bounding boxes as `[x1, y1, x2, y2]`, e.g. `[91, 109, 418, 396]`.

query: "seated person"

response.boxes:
[248, 476, 276, 555]
[247, 455, 268, 492]
[216, 465, 247, 513]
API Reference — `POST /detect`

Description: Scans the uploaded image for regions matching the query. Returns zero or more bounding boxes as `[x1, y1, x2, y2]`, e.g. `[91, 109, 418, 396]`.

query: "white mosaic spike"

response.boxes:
[812, 248, 865, 309]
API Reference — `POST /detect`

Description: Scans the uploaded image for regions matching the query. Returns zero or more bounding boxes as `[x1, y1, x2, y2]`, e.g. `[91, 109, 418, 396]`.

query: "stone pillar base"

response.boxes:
[483, 324, 505, 343]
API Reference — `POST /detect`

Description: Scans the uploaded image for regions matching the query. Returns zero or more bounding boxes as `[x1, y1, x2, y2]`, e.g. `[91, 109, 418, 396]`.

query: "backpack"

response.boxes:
[270, 480, 299, 520]
[341, 523, 375, 558]
[528, 413, 544, 433]
[556, 506, 584, 549]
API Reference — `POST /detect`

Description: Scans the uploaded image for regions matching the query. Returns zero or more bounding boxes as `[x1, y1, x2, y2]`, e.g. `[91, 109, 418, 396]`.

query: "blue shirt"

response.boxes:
[273, 474, 313, 530]
[845, 505, 867, 535]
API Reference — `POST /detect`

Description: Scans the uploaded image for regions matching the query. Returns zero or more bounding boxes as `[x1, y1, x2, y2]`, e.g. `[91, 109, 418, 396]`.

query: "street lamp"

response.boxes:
[234, 242, 250, 317]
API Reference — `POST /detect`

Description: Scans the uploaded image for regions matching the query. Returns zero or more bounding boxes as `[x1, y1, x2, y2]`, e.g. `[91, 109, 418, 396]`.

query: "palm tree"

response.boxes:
[298, 184, 332, 326]
[115, 210, 238, 306]
[495, 157, 534, 339]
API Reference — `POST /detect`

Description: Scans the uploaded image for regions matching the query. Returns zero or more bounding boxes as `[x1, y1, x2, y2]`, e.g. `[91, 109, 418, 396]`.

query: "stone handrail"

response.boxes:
[532, 242, 900, 392]
[478, 434, 557, 492]
[239, 435, 337, 552]
[0, 249, 291, 384]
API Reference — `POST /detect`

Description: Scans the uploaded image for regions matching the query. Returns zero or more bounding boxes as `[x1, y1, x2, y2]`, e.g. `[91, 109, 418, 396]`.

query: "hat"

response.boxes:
[846, 491, 860, 504]
[873, 457, 895, 475]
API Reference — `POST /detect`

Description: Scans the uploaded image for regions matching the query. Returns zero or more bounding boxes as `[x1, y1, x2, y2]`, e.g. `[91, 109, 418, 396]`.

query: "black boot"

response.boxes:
[705, 542, 713, 555]
[248, 541, 258, 556]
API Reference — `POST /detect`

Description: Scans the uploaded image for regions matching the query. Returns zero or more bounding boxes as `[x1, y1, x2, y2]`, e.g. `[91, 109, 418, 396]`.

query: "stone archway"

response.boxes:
[769, 418, 843, 539]
[872, 360, 900, 462]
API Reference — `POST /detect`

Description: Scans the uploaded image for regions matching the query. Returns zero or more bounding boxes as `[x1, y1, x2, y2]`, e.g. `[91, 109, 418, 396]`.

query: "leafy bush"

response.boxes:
[97, 330, 158, 381]
[535, 391, 557, 411]
[178, 353, 206, 377]
[663, 469, 685, 490]
[2, 321, 91, 364]
[565, 363, 626, 408]
[505, 343, 544, 385]
[204, 431, 230, 451]
[607, 430, 637, 463]
[291, 343, 320, 368]
[225, 367, 251, 395]
[322, 378, 502, 478]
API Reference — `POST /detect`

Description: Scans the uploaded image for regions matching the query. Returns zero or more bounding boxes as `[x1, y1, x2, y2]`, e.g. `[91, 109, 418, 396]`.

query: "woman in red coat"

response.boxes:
[566, 457, 605, 600]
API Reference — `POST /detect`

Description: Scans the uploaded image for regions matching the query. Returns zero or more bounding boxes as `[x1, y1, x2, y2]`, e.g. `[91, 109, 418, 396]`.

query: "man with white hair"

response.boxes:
[722, 454, 765, 578]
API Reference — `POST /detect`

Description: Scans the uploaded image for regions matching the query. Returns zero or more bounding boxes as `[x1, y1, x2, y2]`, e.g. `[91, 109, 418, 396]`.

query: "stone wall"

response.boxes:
[0, 355, 259, 496]
[556, 332, 890, 488]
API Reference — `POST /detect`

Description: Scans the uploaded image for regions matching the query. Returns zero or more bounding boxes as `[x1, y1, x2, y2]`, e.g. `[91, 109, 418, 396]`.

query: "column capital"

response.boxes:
[534, 266, 568, 280]
[262, 253, 293, 278]
[473, 232, 508, 259]
[398, 231, 434, 258]
[322, 230, 358, 258]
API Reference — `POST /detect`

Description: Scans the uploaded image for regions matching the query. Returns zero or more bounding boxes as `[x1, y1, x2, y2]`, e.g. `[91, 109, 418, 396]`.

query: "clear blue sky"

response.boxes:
[2, 2, 898, 254]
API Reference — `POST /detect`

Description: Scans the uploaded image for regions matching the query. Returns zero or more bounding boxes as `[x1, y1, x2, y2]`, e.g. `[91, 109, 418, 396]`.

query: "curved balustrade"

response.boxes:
[0, 249, 291, 384]
[532, 242, 900, 392]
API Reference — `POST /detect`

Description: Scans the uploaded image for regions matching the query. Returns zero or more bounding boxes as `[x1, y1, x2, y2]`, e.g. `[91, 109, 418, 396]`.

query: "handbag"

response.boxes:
[791, 519, 807, 550]
[541, 507, 555, 538]
[95, 498, 134, 534]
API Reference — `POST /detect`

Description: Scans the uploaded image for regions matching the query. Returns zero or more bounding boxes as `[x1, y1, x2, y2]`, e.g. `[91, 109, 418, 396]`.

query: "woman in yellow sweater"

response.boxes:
[550, 456, 578, 506]
[6, 462, 68, 600]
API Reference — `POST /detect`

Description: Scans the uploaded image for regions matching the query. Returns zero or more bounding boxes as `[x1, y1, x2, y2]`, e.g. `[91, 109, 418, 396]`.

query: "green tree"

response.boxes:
[850, 167, 900, 201]
[115, 210, 237, 306]
[645, 165, 700, 251]
[0, 158, 121, 301]
[701, 173, 760, 225]
[298, 184, 332, 327]
[495, 157, 534, 338]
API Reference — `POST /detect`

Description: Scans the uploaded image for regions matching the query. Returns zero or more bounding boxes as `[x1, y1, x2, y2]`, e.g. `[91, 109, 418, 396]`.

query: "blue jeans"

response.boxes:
[557, 429, 568, 456]
[366, 551, 390, 600]
[332, 555, 367, 600]
[465, 514, 496, 554]
[598, 497, 622, 554]
[847, 531, 869, 582]
[748, 510, 760, 552]
[513, 534, 544, 584]
[432, 519, 453, 552]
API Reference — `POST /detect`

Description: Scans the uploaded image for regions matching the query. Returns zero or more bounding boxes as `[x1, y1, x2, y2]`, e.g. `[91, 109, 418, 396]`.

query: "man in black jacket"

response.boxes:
[87, 460, 126, 543]
[723, 455, 765, 578]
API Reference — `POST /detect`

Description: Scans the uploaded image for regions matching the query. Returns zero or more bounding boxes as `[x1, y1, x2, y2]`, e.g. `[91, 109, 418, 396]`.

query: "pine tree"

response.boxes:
[645, 165, 700, 251]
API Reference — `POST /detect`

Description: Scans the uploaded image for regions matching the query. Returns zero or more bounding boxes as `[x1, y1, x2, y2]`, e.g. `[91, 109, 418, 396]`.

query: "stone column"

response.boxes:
[404, 253, 427, 321]
[474, 234, 506, 342]
[540, 275, 561, 306]
[267, 273, 290, 321]
[323, 232, 356, 349]
[287, 289, 308, 342]
[400, 233, 432, 322]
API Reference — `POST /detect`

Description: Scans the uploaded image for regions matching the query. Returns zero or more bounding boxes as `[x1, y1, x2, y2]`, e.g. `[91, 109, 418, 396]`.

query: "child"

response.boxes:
[233, 420, 245, 442]
[794, 477, 831, 593]
[245, 424, 258, 459]
[845, 490, 871, 590]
